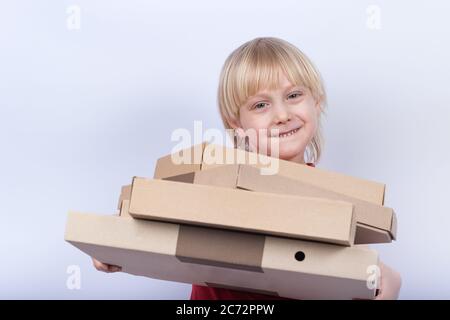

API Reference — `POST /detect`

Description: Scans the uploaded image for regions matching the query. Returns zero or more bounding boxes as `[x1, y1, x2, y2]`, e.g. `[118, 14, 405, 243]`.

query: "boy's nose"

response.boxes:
[272, 103, 291, 124]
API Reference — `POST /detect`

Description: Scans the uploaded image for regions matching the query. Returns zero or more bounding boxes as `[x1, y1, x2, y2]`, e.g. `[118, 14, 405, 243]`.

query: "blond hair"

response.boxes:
[217, 37, 327, 164]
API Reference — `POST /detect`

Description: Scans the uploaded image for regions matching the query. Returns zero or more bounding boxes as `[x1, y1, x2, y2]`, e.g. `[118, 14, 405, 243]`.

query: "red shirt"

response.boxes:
[191, 162, 315, 300]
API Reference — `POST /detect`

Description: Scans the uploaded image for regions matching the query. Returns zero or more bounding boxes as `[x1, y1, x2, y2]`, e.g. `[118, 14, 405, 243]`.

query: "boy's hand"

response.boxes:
[374, 261, 402, 300]
[92, 257, 122, 273]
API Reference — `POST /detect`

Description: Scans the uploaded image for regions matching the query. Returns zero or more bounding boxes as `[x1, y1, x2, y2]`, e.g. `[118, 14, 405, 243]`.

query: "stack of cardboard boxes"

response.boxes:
[65, 143, 397, 299]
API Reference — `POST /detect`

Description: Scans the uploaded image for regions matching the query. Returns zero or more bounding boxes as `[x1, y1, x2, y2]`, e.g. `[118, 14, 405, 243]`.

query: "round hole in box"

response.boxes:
[295, 251, 305, 261]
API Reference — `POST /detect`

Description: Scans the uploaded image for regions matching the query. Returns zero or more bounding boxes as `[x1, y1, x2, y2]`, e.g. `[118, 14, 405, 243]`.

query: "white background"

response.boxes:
[1, 0, 449, 299]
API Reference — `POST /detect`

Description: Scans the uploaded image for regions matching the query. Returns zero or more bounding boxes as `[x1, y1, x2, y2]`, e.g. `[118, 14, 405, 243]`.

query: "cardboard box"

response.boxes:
[161, 164, 397, 244]
[128, 177, 357, 246]
[117, 185, 131, 210]
[65, 211, 379, 300]
[154, 143, 386, 205]
[120, 199, 131, 218]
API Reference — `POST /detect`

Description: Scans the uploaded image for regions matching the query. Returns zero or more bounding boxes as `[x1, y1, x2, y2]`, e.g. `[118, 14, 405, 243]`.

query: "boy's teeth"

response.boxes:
[279, 128, 299, 137]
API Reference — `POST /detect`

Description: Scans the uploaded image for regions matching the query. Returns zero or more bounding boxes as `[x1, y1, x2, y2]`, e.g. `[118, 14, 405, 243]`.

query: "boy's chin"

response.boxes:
[255, 139, 305, 162]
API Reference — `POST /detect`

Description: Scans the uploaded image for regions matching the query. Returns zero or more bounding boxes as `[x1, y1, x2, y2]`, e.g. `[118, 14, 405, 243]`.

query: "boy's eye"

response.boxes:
[253, 102, 268, 110]
[288, 92, 303, 99]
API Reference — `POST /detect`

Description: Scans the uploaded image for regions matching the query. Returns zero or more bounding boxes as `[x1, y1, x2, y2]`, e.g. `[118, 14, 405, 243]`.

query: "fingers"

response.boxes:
[93, 259, 110, 272]
[374, 290, 384, 300]
[107, 265, 122, 273]
[373, 262, 401, 300]
[92, 258, 122, 273]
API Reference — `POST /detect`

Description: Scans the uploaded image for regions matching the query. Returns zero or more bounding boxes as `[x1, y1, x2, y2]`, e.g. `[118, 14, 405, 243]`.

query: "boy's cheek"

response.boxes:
[292, 102, 318, 120]
[252, 134, 265, 152]
[256, 135, 280, 156]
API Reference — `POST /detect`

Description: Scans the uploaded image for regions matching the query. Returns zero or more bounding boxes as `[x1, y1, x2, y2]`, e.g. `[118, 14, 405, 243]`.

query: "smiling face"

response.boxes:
[229, 73, 321, 163]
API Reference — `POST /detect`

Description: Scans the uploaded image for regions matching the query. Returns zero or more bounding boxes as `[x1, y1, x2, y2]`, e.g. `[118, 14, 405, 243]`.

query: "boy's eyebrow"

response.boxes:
[283, 84, 295, 91]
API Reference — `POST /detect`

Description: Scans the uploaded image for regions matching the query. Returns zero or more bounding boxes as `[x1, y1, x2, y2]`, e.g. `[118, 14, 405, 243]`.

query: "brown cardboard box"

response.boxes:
[120, 199, 131, 218]
[154, 143, 386, 205]
[65, 211, 379, 300]
[161, 164, 397, 244]
[117, 184, 131, 210]
[128, 177, 357, 246]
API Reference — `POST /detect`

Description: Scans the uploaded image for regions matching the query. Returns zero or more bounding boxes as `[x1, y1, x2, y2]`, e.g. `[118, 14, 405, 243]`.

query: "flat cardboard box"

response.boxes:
[128, 177, 357, 246]
[65, 211, 379, 300]
[154, 143, 386, 205]
[162, 164, 397, 244]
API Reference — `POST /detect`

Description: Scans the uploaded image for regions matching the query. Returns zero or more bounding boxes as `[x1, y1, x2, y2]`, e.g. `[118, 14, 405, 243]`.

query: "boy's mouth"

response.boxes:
[269, 127, 301, 138]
